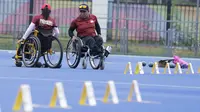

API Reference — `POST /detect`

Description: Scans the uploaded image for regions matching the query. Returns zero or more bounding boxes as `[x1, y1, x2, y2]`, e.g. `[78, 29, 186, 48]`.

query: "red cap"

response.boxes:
[41, 3, 51, 10]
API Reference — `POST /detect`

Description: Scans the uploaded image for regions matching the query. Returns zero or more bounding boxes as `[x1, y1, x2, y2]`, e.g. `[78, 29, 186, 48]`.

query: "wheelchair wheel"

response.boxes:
[89, 53, 105, 70]
[66, 38, 82, 68]
[43, 36, 63, 68]
[22, 35, 41, 67]
[89, 55, 100, 69]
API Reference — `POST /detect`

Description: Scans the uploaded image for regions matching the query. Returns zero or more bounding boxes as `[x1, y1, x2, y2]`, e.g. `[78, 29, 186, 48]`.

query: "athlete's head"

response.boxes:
[78, 4, 89, 19]
[41, 3, 51, 20]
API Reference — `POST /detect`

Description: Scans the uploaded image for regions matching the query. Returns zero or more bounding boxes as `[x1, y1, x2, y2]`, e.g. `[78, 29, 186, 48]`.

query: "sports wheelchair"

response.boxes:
[14, 30, 63, 68]
[65, 37, 110, 70]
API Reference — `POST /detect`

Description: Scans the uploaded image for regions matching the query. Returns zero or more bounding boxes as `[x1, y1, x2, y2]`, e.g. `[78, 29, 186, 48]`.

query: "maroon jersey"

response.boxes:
[70, 14, 97, 37]
[32, 14, 56, 30]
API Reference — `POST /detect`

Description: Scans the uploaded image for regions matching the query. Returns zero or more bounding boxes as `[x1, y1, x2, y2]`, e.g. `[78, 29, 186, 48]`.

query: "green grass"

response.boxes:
[0, 37, 200, 58]
[0, 38, 16, 50]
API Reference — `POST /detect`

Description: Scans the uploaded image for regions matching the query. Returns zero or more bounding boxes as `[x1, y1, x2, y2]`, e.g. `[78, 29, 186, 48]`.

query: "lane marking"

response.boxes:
[0, 76, 199, 90]
[1, 50, 200, 61]
[96, 98, 161, 104]
[0, 104, 2, 112]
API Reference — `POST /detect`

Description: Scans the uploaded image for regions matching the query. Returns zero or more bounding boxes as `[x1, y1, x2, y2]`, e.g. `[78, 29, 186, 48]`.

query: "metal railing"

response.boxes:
[107, 0, 200, 57]
[0, 0, 199, 57]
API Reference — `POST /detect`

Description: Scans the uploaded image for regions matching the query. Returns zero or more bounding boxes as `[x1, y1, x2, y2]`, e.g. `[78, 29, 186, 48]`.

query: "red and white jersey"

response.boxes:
[32, 14, 56, 30]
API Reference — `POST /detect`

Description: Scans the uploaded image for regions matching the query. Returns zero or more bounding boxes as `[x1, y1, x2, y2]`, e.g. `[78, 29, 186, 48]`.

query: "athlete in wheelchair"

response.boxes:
[12, 4, 63, 68]
[66, 4, 111, 70]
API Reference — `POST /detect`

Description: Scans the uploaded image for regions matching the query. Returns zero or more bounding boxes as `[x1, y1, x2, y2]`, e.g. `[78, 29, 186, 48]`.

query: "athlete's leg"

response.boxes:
[81, 36, 98, 55]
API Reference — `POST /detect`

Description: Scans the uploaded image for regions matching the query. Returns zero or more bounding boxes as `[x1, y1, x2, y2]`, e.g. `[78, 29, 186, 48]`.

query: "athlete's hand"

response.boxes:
[72, 36, 77, 42]
[17, 38, 25, 44]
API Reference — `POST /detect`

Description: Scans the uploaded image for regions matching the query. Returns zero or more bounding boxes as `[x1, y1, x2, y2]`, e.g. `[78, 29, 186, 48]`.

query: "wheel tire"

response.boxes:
[15, 61, 22, 67]
[43, 36, 63, 68]
[66, 38, 82, 69]
[56, 64, 62, 68]
[89, 56, 100, 70]
[22, 35, 41, 67]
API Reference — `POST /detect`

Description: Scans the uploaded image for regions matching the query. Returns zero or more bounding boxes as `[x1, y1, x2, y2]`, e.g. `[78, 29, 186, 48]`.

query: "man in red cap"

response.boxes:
[68, 3, 111, 57]
[19, 3, 59, 46]
[15, 3, 60, 67]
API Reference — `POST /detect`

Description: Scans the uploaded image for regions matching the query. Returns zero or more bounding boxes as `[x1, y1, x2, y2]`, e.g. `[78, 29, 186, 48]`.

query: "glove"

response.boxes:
[72, 36, 77, 42]
[17, 38, 25, 44]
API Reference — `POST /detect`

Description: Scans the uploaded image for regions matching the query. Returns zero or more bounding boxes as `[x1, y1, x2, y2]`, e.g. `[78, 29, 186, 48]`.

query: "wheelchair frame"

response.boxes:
[14, 30, 63, 68]
[65, 37, 105, 70]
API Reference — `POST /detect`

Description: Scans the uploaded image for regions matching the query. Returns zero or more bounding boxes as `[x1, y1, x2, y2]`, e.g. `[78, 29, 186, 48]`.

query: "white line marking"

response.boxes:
[139, 83, 200, 89]
[96, 98, 161, 104]
[111, 55, 200, 61]
[1, 50, 200, 61]
[33, 104, 72, 109]
[0, 104, 2, 112]
[0, 76, 199, 90]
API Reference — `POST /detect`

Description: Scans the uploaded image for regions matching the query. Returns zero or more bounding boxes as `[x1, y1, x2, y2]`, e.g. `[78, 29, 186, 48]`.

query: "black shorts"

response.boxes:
[81, 36, 103, 48]
[38, 34, 52, 54]
[80, 36, 103, 55]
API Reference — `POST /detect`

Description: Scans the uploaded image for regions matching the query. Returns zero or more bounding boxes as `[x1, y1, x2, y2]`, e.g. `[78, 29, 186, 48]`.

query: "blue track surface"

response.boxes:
[1, 50, 200, 112]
